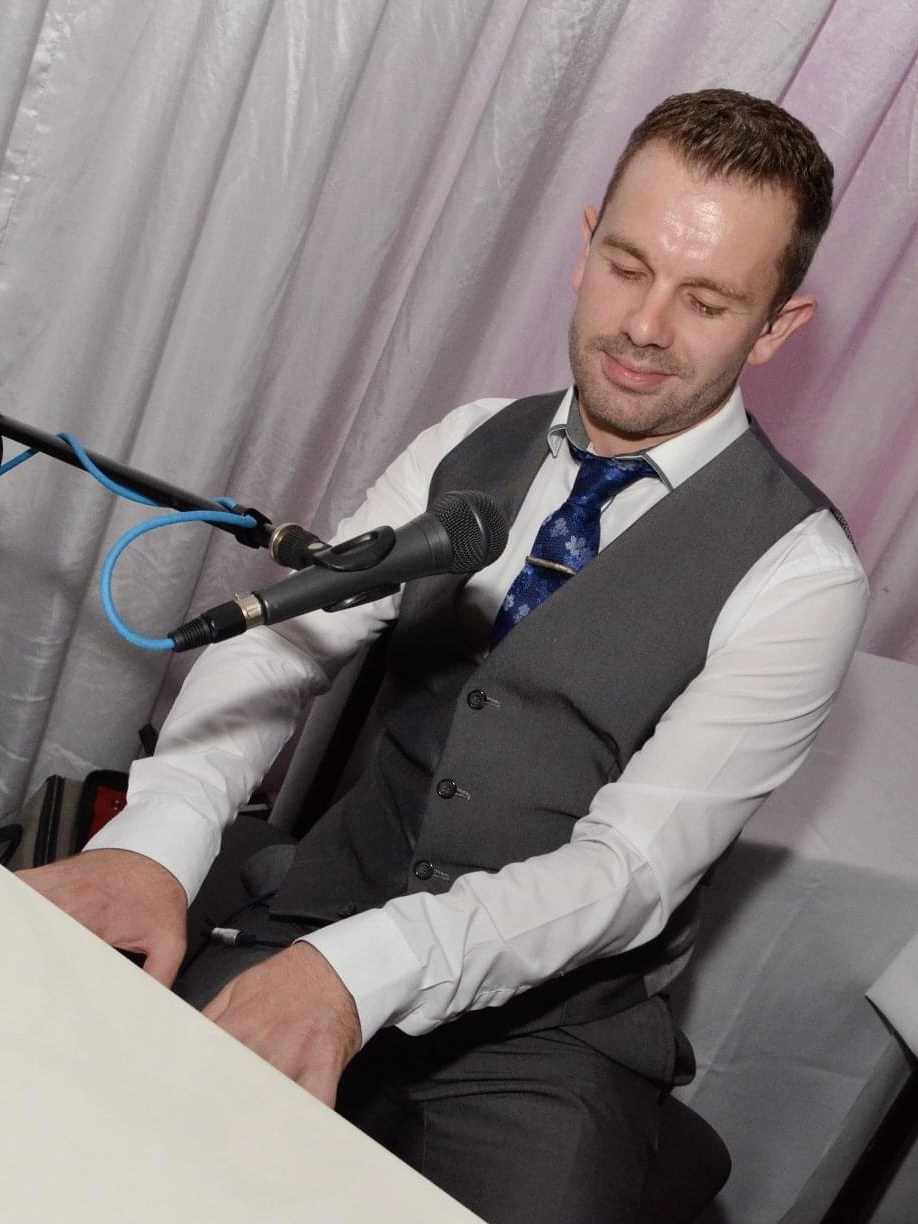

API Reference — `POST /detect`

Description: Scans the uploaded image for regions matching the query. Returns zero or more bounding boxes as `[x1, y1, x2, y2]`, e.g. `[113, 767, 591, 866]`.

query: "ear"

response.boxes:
[570, 205, 599, 293]
[746, 295, 817, 366]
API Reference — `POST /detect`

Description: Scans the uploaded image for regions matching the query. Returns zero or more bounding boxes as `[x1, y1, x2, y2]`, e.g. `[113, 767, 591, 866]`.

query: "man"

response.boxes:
[21, 90, 867, 1221]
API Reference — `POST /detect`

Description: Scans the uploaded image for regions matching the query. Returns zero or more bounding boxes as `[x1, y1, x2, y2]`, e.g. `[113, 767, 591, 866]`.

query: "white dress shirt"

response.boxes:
[87, 386, 868, 1044]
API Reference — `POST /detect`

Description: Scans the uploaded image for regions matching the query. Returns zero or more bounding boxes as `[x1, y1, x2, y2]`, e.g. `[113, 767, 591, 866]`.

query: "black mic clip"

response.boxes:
[269, 522, 397, 574]
[268, 523, 402, 612]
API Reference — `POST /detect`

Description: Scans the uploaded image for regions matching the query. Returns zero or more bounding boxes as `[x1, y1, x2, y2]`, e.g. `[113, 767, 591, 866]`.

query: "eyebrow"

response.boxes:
[599, 233, 753, 305]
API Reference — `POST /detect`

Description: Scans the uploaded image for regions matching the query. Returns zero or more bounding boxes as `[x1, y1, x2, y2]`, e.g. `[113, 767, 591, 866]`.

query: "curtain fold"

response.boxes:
[1, 0, 915, 817]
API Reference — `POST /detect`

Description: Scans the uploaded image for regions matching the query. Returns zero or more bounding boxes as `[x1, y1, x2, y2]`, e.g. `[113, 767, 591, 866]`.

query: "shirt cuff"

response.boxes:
[301, 909, 425, 1045]
[81, 799, 220, 904]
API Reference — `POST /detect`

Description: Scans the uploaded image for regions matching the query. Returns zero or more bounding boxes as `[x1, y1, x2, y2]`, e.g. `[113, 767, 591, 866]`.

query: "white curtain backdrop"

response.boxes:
[1, 0, 917, 819]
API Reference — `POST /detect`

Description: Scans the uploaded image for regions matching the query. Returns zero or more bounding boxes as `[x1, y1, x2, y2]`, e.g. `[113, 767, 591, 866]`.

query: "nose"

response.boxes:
[621, 285, 674, 350]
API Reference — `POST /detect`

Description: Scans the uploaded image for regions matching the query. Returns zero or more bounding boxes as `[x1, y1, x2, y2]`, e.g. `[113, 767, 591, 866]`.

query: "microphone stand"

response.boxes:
[0, 413, 272, 551]
[0, 412, 397, 602]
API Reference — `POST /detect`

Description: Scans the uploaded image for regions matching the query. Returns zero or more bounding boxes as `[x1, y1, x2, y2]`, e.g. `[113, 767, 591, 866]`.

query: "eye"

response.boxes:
[690, 296, 727, 319]
[609, 261, 643, 281]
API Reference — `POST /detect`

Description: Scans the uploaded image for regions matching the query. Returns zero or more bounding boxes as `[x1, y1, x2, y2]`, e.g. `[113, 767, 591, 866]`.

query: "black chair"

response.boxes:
[637, 1095, 731, 1222]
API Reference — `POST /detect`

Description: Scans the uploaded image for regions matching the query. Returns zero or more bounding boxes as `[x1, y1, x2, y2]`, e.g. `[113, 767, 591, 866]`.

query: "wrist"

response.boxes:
[288, 942, 362, 1056]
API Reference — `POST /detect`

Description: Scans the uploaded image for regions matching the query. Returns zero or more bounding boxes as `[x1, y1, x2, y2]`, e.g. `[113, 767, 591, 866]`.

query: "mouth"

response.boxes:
[601, 351, 672, 391]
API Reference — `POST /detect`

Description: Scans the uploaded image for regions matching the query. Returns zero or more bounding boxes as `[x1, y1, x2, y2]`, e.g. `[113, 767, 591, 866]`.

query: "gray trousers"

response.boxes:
[175, 842, 663, 1224]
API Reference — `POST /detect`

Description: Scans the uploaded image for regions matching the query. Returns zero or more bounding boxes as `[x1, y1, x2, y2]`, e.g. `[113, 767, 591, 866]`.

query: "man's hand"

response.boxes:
[17, 848, 188, 987]
[202, 942, 362, 1107]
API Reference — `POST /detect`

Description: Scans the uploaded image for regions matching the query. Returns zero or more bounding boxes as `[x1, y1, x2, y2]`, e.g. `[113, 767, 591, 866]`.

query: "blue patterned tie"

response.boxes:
[490, 440, 657, 646]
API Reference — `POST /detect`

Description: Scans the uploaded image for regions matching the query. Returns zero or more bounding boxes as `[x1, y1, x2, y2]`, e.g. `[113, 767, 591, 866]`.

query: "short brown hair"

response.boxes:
[600, 89, 834, 313]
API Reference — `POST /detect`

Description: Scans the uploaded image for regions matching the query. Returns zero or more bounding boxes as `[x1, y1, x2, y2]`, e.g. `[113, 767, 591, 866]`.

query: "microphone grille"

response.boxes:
[431, 490, 509, 574]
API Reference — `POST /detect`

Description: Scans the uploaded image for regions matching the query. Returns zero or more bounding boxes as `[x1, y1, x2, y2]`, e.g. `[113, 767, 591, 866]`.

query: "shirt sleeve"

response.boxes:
[84, 399, 508, 900]
[305, 514, 869, 1042]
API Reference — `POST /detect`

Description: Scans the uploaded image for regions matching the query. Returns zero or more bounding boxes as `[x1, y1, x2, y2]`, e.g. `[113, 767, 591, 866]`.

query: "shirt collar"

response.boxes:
[546, 384, 749, 491]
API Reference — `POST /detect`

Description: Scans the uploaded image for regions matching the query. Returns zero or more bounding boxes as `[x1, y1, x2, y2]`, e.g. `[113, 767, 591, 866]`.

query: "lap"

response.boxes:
[175, 845, 663, 1224]
[175, 825, 301, 1009]
[173, 898, 307, 1010]
[341, 1024, 662, 1224]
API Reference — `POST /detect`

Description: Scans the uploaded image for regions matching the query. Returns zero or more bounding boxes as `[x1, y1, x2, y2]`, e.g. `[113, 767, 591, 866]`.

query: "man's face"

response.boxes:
[569, 141, 812, 454]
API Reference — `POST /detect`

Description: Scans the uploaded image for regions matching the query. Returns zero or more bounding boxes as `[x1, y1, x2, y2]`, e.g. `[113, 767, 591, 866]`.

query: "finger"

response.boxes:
[142, 932, 187, 988]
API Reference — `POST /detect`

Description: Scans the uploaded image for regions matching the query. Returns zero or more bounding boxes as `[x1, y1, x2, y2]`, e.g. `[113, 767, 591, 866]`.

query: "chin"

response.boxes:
[580, 392, 668, 439]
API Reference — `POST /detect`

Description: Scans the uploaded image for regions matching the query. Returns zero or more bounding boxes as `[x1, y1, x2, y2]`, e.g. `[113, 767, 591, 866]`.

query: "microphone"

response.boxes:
[169, 490, 508, 651]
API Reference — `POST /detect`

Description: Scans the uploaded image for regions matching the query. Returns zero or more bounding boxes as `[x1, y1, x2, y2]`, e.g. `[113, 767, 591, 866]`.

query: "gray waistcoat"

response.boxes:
[272, 391, 839, 1051]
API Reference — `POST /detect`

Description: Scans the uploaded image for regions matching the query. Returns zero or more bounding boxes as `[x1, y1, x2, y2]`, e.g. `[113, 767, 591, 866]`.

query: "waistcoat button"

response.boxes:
[413, 860, 434, 880]
[337, 902, 357, 918]
[437, 778, 458, 799]
[467, 689, 488, 710]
